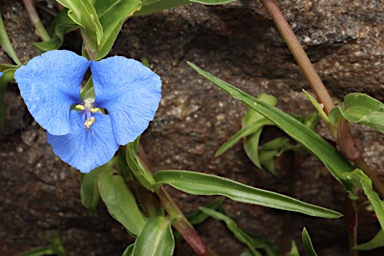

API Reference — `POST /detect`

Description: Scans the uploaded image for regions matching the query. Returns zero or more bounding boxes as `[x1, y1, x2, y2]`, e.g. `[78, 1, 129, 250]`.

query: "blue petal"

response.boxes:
[47, 110, 119, 173]
[91, 57, 162, 145]
[0, 72, 3, 77]
[15, 50, 90, 135]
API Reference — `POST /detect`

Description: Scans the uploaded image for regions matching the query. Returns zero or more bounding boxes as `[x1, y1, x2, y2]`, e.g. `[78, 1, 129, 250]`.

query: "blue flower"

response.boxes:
[0, 72, 3, 77]
[15, 50, 161, 173]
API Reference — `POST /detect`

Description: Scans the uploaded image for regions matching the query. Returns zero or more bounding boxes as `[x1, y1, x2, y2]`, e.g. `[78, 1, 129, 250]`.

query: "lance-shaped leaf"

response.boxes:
[80, 159, 117, 214]
[57, 0, 102, 48]
[133, 0, 190, 16]
[154, 170, 342, 218]
[94, 0, 141, 59]
[34, 9, 79, 52]
[188, 62, 354, 191]
[0, 10, 21, 65]
[344, 169, 384, 232]
[302, 228, 318, 256]
[132, 216, 174, 256]
[354, 230, 384, 251]
[98, 168, 147, 236]
[329, 93, 384, 134]
[200, 207, 277, 256]
[126, 139, 156, 191]
[191, 0, 236, 4]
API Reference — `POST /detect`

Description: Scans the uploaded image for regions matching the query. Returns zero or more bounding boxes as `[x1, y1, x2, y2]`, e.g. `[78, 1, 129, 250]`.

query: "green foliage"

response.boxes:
[187, 61, 355, 191]
[34, 9, 79, 52]
[125, 138, 156, 191]
[190, 0, 236, 4]
[216, 93, 276, 172]
[287, 241, 300, 256]
[98, 168, 147, 236]
[258, 137, 293, 175]
[188, 197, 225, 225]
[154, 170, 342, 218]
[0, 11, 21, 65]
[19, 231, 66, 256]
[132, 216, 175, 256]
[133, 0, 190, 16]
[354, 230, 384, 251]
[94, 0, 141, 59]
[56, 0, 103, 48]
[200, 207, 277, 256]
[329, 93, 384, 134]
[344, 169, 384, 232]
[55, 0, 141, 59]
[301, 228, 318, 256]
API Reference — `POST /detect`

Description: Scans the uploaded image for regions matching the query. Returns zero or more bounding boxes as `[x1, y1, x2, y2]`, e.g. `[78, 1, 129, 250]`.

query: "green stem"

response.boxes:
[260, 0, 334, 114]
[22, 0, 51, 42]
[0, 8, 22, 65]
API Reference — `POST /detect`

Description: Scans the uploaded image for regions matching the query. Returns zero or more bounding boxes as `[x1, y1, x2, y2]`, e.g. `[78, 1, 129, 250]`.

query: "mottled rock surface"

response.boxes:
[1, 0, 383, 255]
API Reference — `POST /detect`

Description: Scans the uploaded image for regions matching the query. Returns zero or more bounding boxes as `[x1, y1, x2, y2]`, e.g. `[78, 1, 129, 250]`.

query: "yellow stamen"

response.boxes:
[75, 105, 85, 111]
[90, 108, 100, 113]
[84, 116, 95, 130]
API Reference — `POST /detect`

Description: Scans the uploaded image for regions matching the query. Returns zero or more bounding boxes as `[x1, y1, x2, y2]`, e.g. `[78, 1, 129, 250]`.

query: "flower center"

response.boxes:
[75, 102, 100, 130]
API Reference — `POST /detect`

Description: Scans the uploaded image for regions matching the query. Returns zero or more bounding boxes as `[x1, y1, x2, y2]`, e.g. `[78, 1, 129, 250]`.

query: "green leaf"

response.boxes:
[80, 158, 118, 214]
[187, 62, 354, 191]
[217, 94, 276, 170]
[287, 240, 300, 256]
[19, 247, 56, 256]
[94, 0, 141, 59]
[258, 137, 292, 176]
[122, 244, 134, 256]
[154, 170, 342, 218]
[240, 252, 254, 256]
[329, 93, 384, 134]
[57, 0, 102, 49]
[344, 169, 384, 232]
[132, 216, 174, 256]
[80, 165, 108, 214]
[133, 0, 190, 16]
[344, 93, 383, 121]
[200, 207, 276, 256]
[302, 90, 330, 124]
[188, 197, 225, 225]
[126, 139, 156, 191]
[19, 231, 66, 256]
[354, 230, 384, 251]
[34, 9, 79, 52]
[190, 0, 236, 5]
[216, 118, 274, 157]
[243, 127, 264, 171]
[0, 10, 21, 65]
[98, 168, 147, 236]
[302, 228, 317, 256]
